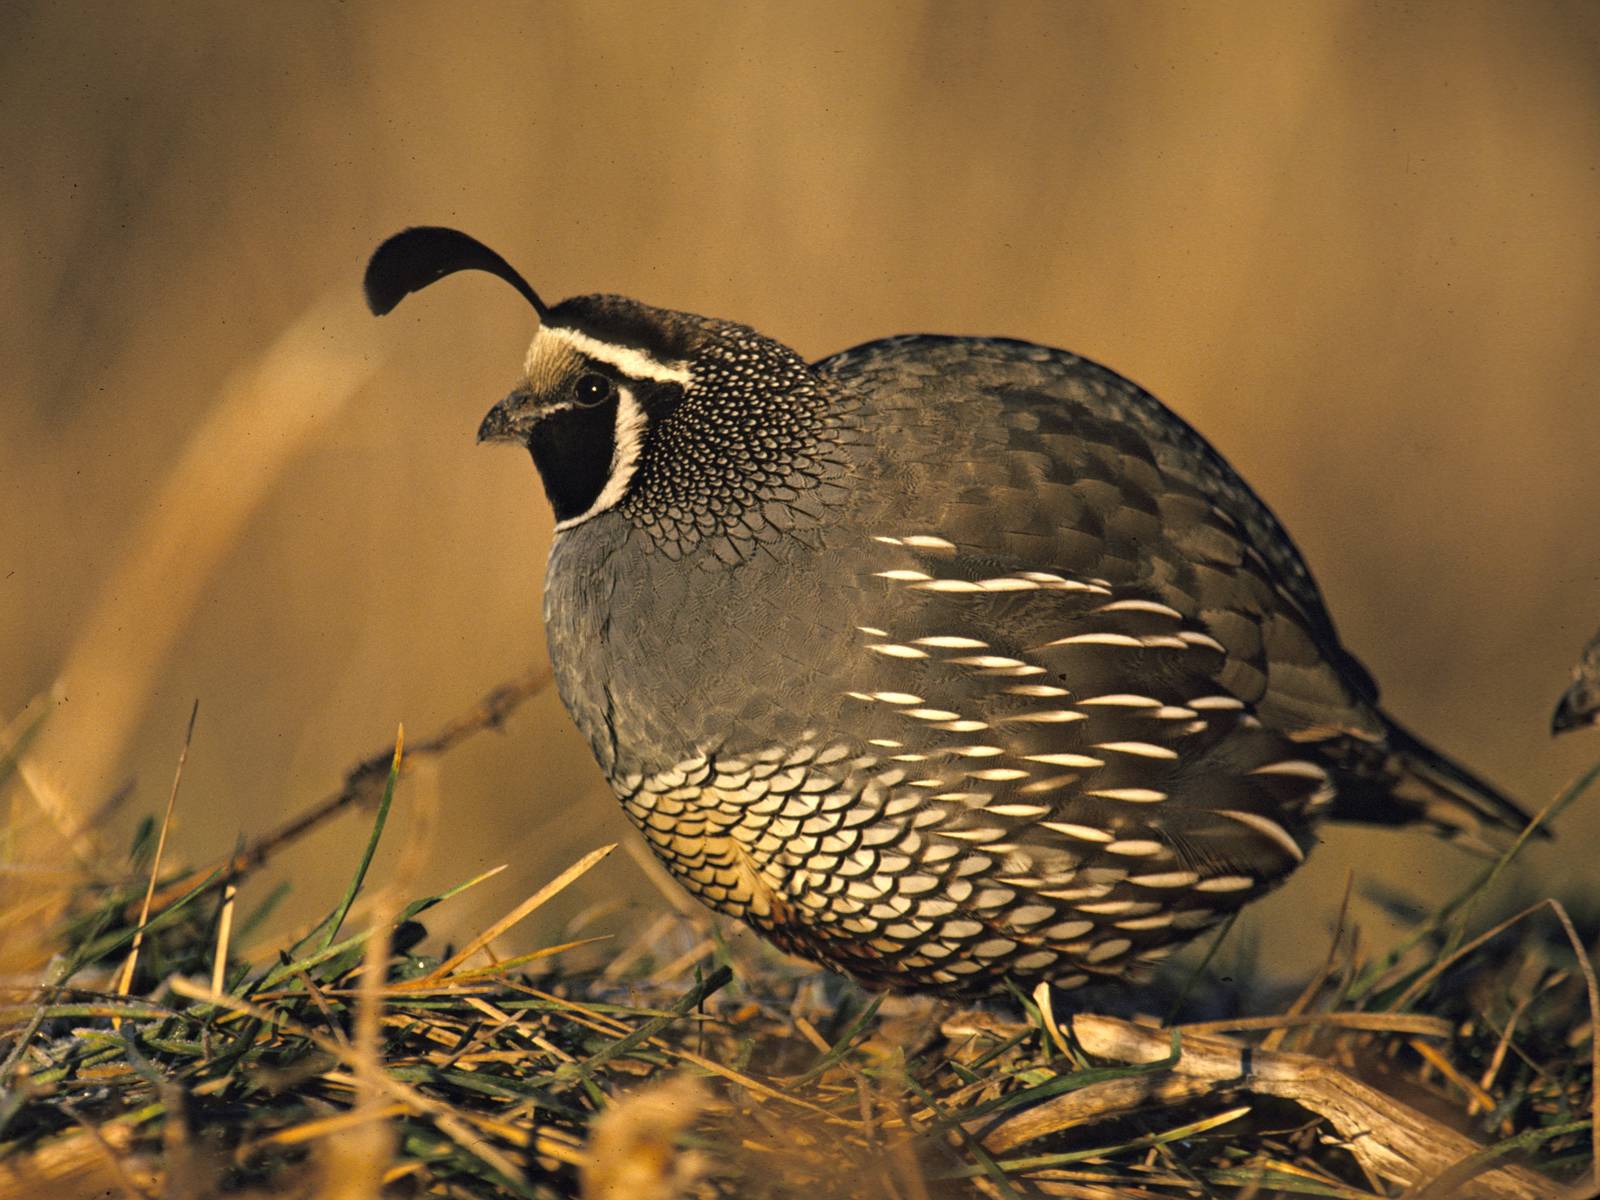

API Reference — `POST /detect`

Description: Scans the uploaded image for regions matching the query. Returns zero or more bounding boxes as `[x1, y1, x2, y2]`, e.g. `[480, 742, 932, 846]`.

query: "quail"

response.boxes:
[1553, 627, 1600, 734]
[365, 226, 1534, 997]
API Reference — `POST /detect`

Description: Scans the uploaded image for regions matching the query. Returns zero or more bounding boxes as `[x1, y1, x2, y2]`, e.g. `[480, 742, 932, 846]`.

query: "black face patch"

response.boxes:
[526, 394, 621, 524]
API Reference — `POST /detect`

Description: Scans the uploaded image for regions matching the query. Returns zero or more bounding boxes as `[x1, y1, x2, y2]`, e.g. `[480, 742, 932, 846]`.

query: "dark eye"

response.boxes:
[573, 373, 613, 407]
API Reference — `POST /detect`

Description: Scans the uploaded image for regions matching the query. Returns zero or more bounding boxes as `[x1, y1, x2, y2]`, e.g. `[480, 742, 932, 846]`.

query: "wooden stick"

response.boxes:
[136, 666, 552, 917]
[1058, 1014, 1563, 1200]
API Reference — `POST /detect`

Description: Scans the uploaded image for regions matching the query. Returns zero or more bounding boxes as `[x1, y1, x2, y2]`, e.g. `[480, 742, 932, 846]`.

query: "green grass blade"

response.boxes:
[315, 729, 403, 952]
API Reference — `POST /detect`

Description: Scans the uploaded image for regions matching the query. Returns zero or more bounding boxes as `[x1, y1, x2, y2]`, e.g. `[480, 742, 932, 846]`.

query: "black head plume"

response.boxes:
[363, 226, 549, 319]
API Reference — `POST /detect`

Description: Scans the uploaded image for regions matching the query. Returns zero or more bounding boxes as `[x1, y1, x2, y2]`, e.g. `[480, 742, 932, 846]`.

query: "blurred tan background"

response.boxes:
[4, 1, 1598, 976]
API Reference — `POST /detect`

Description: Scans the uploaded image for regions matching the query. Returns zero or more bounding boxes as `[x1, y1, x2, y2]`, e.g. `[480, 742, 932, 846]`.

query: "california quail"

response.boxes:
[1553, 627, 1600, 734]
[365, 226, 1534, 997]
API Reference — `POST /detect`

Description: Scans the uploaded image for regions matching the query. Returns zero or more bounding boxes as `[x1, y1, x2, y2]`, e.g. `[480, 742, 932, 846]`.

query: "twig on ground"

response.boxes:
[1068, 1013, 1563, 1200]
[136, 666, 552, 917]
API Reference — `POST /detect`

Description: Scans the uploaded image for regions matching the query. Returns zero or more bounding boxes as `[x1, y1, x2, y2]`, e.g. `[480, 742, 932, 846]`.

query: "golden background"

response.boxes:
[5, 2, 1598, 975]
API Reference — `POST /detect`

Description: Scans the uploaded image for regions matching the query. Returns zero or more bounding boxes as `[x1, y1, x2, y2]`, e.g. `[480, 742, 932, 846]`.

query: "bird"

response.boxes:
[364, 225, 1534, 998]
[1552, 627, 1600, 735]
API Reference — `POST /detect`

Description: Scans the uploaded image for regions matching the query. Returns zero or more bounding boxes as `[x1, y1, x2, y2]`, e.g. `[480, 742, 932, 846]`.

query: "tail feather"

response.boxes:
[1324, 718, 1542, 856]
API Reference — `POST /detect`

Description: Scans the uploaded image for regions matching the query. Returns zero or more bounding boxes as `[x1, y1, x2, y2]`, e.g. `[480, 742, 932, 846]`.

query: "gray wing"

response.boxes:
[817, 334, 1383, 738]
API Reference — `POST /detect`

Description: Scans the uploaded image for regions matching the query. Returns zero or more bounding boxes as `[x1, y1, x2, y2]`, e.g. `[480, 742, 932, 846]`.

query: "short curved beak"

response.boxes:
[477, 388, 533, 445]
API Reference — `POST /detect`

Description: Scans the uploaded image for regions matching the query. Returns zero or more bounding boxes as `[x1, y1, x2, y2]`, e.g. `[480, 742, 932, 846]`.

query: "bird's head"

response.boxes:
[364, 226, 842, 542]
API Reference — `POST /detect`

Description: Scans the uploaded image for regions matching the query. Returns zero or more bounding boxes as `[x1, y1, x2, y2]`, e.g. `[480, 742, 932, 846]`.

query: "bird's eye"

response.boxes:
[573, 373, 613, 407]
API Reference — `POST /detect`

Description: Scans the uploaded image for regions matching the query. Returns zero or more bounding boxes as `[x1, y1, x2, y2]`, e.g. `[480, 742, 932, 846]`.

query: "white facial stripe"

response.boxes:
[553, 385, 648, 533]
[530, 326, 692, 386]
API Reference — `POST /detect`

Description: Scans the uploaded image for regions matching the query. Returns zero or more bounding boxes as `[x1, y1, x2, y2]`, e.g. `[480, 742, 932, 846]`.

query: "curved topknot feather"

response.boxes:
[364, 226, 548, 319]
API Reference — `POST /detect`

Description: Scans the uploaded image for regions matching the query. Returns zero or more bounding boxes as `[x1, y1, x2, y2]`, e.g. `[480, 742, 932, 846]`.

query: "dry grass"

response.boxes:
[1, 677, 1595, 1199]
[7, 13, 1598, 1196]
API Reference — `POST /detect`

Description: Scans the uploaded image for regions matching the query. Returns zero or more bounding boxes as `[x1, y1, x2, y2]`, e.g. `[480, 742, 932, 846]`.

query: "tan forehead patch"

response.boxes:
[523, 327, 583, 394]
